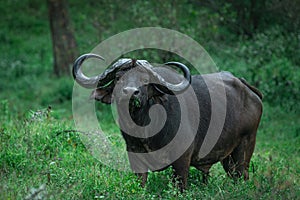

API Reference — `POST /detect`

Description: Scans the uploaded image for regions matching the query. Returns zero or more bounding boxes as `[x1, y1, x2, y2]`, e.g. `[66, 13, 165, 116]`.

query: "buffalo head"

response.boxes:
[73, 54, 191, 107]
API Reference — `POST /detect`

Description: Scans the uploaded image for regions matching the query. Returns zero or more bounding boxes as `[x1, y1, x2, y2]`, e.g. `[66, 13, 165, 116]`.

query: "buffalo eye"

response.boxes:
[141, 78, 149, 84]
[115, 76, 123, 83]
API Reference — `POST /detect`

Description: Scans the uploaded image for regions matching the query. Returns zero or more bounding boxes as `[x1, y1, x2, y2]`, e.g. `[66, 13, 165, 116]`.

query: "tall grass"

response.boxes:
[0, 103, 299, 199]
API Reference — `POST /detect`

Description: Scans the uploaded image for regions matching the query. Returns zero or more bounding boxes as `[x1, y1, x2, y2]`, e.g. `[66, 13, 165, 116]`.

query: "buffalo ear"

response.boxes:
[149, 84, 168, 103]
[148, 84, 163, 97]
[90, 87, 113, 104]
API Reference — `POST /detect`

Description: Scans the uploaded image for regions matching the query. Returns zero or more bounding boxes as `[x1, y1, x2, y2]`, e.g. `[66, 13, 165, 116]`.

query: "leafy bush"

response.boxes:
[236, 26, 300, 111]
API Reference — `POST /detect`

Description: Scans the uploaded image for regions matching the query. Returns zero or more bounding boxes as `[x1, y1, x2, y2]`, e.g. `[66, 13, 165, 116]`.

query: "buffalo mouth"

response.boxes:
[117, 95, 143, 110]
[130, 96, 142, 108]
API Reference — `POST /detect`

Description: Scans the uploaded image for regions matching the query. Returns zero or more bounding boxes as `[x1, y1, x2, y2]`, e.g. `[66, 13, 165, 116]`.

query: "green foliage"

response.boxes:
[1, 0, 299, 111]
[202, 0, 300, 37]
[236, 26, 300, 110]
[0, 105, 299, 199]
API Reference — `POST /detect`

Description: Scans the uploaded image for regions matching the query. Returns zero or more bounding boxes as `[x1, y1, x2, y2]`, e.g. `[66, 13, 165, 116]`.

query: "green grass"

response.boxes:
[1, 101, 299, 199]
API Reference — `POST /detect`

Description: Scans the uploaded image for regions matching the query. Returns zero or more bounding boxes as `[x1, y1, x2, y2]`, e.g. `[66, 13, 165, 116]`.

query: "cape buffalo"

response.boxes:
[73, 53, 263, 191]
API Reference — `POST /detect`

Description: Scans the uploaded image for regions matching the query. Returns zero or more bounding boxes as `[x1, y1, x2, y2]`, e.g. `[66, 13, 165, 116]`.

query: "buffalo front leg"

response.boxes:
[172, 165, 189, 192]
[127, 152, 149, 187]
[136, 172, 148, 187]
[172, 154, 192, 192]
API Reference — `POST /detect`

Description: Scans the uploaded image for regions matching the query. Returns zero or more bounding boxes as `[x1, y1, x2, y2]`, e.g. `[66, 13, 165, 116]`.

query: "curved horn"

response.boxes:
[154, 62, 191, 95]
[72, 53, 105, 89]
[73, 53, 132, 89]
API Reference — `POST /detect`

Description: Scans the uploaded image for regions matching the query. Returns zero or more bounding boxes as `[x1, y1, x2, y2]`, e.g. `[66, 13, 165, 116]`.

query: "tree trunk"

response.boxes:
[47, 0, 78, 77]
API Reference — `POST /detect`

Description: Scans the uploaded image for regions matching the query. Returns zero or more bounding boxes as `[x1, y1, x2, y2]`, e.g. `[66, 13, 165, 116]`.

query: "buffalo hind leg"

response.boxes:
[221, 154, 237, 179]
[243, 132, 257, 180]
[221, 144, 246, 180]
[195, 165, 211, 184]
[222, 133, 256, 180]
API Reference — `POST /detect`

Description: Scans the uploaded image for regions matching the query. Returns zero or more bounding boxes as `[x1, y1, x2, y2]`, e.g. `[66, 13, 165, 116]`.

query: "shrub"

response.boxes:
[237, 26, 300, 111]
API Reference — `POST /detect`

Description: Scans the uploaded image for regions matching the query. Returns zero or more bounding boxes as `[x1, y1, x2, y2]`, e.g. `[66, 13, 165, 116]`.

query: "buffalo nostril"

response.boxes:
[133, 90, 139, 96]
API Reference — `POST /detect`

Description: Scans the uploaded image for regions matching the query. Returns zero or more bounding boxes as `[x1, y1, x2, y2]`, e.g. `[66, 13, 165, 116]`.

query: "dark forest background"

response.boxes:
[1, 0, 299, 112]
